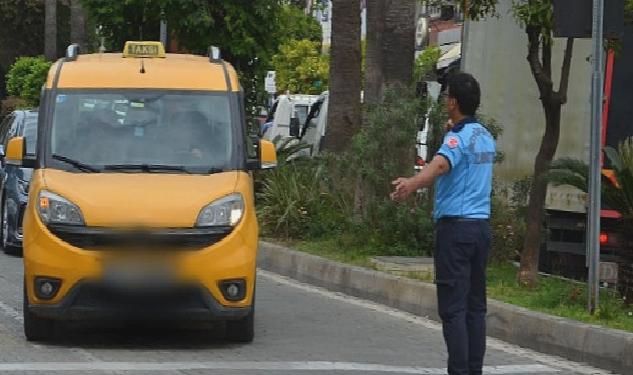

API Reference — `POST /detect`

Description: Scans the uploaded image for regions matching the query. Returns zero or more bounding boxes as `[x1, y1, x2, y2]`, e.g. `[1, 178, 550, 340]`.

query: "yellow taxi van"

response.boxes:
[5, 42, 276, 342]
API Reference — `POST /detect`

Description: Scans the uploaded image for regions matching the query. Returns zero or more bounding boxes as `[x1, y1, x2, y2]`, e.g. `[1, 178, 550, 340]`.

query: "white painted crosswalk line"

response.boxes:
[0, 362, 558, 373]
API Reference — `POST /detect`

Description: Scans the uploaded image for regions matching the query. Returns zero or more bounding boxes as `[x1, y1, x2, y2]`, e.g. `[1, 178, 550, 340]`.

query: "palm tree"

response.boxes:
[364, 0, 417, 103]
[549, 137, 633, 302]
[604, 139, 633, 302]
[321, 0, 362, 153]
[70, 0, 87, 48]
[44, 0, 57, 60]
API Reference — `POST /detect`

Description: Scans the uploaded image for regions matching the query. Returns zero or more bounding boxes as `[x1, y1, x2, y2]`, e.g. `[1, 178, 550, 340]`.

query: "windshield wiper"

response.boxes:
[52, 154, 101, 173]
[103, 164, 192, 174]
[206, 168, 226, 174]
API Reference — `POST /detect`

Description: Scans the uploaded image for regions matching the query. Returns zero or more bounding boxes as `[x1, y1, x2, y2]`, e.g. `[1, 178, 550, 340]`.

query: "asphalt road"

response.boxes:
[0, 252, 615, 374]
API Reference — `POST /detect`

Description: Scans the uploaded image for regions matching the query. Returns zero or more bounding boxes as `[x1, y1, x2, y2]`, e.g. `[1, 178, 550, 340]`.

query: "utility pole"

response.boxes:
[160, 8, 168, 50]
[587, 0, 604, 314]
[460, 0, 470, 71]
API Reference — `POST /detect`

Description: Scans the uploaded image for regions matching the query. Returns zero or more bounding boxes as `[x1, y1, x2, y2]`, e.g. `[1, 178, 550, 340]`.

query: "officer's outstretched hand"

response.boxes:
[390, 177, 416, 202]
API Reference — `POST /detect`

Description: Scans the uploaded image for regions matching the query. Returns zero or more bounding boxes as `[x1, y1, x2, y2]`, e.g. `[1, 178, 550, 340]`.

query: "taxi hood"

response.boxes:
[39, 169, 241, 227]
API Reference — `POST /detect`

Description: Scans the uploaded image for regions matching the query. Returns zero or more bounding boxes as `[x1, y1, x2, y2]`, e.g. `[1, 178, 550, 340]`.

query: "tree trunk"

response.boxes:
[70, 0, 86, 48]
[321, 0, 362, 153]
[44, 0, 57, 60]
[518, 104, 561, 287]
[364, 0, 416, 103]
[518, 34, 574, 287]
[364, 0, 386, 105]
[381, 0, 416, 91]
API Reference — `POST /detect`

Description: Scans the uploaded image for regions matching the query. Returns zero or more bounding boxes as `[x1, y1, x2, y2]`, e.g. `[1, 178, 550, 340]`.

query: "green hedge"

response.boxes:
[6, 56, 51, 107]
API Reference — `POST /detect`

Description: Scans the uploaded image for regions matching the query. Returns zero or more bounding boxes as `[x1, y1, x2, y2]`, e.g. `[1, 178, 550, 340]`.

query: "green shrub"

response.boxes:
[490, 197, 526, 264]
[351, 88, 425, 211]
[258, 88, 508, 258]
[6, 56, 51, 107]
[258, 158, 345, 239]
[350, 199, 435, 256]
[414, 46, 441, 81]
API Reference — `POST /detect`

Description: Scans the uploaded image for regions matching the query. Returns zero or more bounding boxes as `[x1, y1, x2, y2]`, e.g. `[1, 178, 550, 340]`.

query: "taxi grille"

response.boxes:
[48, 224, 233, 250]
[72, 283, 209, 311]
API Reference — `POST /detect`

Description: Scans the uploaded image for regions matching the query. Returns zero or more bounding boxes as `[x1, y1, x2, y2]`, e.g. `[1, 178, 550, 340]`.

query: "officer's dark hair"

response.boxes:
[447, 72, 480, 116]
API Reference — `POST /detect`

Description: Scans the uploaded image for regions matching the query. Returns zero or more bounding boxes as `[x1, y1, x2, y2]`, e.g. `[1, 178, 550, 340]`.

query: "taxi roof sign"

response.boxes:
[123, 41, 166, 58]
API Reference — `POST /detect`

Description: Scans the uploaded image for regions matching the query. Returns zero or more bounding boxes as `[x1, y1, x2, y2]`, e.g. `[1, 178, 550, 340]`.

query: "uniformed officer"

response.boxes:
[391, 72, 495, 375]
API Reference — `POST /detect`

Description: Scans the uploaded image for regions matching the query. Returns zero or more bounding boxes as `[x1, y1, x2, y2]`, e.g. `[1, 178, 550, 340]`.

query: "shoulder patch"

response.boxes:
[446, 136, 459, 149]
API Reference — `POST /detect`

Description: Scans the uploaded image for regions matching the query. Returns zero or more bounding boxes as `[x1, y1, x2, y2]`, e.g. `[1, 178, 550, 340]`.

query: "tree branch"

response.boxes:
[526, 25, 553, 99]
[557, 37, 575, 104]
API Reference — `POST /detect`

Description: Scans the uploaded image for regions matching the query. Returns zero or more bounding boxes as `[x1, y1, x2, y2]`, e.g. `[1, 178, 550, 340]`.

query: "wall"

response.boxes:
[462, 1, 592, 182]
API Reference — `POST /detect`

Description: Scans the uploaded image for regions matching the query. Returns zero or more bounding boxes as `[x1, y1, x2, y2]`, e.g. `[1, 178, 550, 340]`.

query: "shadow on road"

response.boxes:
[39, 320, 247, 350]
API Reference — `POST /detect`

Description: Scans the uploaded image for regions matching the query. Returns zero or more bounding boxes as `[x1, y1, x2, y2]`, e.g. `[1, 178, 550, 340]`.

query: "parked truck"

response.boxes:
[539, 28, 633, 283]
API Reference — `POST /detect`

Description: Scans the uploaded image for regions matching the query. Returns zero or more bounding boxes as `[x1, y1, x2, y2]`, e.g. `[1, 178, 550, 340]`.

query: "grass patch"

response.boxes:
[272, 236, 380, 268]
[487, 264, 633, 332]
[268, 238, 633, 333]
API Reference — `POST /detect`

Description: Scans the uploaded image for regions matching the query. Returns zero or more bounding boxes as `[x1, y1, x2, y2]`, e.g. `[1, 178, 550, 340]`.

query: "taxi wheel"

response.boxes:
[23, 280, 58, 342]
[225, 307, 254, 343]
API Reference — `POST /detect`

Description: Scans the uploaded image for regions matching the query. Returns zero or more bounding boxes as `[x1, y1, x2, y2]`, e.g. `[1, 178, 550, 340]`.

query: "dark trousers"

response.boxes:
[435, 219, 491, 375]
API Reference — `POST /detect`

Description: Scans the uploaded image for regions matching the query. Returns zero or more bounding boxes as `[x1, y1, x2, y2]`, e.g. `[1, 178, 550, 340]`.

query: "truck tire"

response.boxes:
[23, 281, 57, 342]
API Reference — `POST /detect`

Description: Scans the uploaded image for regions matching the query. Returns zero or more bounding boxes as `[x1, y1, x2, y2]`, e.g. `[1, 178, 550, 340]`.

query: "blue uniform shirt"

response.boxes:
[434, 117, 496, 220]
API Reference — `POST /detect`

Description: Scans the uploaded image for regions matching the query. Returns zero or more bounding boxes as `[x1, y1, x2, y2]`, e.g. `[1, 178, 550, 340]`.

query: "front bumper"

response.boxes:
[23, 205, 260, 311]
[29, 281, 252, 321]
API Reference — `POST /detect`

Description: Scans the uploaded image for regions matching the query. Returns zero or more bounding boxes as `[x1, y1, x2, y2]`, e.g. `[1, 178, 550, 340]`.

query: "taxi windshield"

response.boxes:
[49, 91, 234, 173]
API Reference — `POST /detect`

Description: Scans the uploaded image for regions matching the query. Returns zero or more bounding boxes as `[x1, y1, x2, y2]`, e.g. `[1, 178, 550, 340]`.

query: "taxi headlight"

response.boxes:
[37, 190, 85, 226]
[196, 193, 244, 227]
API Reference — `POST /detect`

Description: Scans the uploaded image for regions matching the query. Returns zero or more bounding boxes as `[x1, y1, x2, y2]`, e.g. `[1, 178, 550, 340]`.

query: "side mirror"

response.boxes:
[246, 138, 277, 170]
[6, 137, 25, 166]
[260, 140, 277, 169]
[289, 117, 300, 138]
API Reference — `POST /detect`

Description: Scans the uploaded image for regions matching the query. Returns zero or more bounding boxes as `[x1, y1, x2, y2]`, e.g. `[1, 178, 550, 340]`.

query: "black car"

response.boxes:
[0, 110, 37, 254]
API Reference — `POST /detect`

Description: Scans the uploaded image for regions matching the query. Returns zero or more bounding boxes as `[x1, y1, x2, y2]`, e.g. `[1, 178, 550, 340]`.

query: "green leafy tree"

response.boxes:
[429, 0, 633, 287]
[511, 0, 633, 288]
[272, 39, 329, 94]
[414, 46, 441, 82]
[5, 57, 52, 107]
[276, 4, 322, 45]
[0, 0, 44, 98]
[79, 0, 320, 114]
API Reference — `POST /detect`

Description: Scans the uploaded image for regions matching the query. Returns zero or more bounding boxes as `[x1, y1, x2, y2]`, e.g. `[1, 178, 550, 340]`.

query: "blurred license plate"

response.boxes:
[103, 260, 175, 287]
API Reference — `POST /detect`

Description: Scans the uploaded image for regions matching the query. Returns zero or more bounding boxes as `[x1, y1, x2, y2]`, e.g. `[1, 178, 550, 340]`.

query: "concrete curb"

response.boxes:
[257, 241, 633, 374]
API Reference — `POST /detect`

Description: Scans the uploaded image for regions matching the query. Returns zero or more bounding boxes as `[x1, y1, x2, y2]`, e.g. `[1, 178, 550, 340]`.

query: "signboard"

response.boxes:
[123, 41, 166, 58]
[599, 262, 618, 284]
[265, 71, 277, 94]
[553, 0, 624, 39]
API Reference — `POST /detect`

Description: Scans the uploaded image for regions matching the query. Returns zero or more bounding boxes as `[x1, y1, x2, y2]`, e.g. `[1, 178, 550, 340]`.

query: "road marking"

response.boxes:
[258, 270, 613, 375]
[0, 362, 558, 373]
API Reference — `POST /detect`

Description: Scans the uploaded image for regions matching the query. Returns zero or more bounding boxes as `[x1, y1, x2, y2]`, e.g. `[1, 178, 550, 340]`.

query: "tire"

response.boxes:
[225, 308, 254, 343]
[23, 280, 57, 342]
